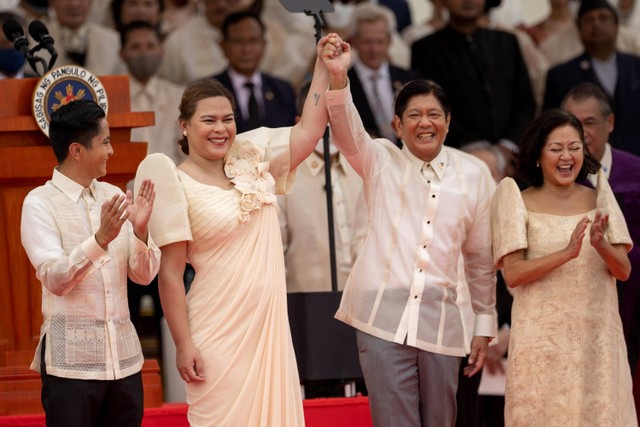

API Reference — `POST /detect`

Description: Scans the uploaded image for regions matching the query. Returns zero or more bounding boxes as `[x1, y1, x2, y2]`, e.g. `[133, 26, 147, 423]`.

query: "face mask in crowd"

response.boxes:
[126, 53, 162, 82]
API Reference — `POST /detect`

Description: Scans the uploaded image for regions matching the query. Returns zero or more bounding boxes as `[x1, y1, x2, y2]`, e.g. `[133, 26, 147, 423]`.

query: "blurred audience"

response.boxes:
[111, 0, 163, 32]
[348, 2, 420, 145]
[411, 0, 535, 173]
[402, 0, 446, 45]
[524, 0, 575, 46]
[539, 0, 640, 67]
[42, 0, 122, 75]
[213, 11, 296, 132]
[10, 0, 48, 23]
[120, 20, 184, 162]
[159, 0, 198, 35]
[480, 0, 549, 113]
[324, 0, 411, 69]
[543, 0, 640, 157]
[158, 0, 313, 90]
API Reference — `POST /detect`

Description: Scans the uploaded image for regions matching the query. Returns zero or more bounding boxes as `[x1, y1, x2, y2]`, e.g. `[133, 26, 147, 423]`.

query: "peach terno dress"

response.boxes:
[135, 127, 304, 427]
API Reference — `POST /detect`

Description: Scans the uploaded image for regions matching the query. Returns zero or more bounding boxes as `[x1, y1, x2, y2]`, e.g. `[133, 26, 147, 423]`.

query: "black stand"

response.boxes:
[278, 0, 364, 396]
[279, 0, 337, 293]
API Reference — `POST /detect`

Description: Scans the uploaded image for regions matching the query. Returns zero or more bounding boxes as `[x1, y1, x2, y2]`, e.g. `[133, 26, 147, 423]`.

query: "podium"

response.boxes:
[0, 75, 162, 415]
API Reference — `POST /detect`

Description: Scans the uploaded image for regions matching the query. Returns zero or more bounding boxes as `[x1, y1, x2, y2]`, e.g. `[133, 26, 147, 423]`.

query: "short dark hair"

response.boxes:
[394, 79, 451, 120]
[178, 78, 236, 154]
[119, 20, 162, 48]
[111, 0, 165, 31]
[517, 108, 600, 187]
[221, 11, 265, 40]
[577, 0, 618, 26]
[561, 82, 612, 117]
[49, 99, 107, 164]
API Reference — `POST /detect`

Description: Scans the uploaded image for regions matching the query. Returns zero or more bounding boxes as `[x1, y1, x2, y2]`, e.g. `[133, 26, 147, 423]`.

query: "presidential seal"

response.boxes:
[31, 65, 109, 136]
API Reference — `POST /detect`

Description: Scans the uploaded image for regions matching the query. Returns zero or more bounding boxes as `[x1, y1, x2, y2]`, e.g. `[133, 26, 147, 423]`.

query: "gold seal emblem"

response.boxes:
[31, 65, 109, 136]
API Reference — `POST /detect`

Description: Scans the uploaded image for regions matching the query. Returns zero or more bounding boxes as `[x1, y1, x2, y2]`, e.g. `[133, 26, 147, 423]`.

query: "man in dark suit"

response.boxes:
[410, 0, 535, 162]
[543, 0, 640, 157]
[562, 82, 640, 381]
[214, 11, 297, 133]
[348, 2, 420, 147]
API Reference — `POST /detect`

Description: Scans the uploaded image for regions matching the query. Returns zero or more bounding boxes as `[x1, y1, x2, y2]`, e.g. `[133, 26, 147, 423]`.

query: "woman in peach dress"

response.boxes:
[135, 35, 338, 427]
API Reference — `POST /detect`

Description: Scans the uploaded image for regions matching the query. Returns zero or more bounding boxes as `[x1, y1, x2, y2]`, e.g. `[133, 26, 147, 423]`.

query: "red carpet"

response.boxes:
[0, 397, 373, 427]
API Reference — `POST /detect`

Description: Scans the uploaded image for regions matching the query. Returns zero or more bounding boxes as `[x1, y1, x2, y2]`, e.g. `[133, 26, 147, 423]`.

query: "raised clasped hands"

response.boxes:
[320, 33, 351, 88]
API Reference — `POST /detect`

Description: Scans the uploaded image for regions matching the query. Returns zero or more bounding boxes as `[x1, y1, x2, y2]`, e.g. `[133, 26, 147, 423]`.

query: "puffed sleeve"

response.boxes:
[134, 153, 192, 248]
[236, 126, 295, 194]
[491, 177, 529, 269]
[596, 170, 633, 251]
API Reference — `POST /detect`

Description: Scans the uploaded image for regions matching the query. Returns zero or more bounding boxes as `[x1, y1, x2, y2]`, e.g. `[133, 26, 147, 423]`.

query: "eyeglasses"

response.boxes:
[581, 118, 608, 128]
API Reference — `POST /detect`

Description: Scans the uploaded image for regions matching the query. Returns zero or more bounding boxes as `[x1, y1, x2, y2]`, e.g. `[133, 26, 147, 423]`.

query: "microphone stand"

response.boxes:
[306, 9, 338, 293]
[29, 43, 57, 75]
[279, 0, 338, 292]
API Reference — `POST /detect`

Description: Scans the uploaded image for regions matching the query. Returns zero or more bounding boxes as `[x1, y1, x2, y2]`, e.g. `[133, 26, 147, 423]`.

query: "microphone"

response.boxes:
[2, 19, 30, 59]
[28, 20, 57, 57]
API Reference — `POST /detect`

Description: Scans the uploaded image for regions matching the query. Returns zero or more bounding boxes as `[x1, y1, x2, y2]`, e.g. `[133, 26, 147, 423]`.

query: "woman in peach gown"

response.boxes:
[490, 109, 637, 426]
[134, 35, 338, 427]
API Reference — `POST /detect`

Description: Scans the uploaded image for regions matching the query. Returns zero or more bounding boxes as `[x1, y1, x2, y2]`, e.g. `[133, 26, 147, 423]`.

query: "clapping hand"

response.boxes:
[127, 179, 155, 243]
[589, 210, 608, 249]
[564, 215, 590, 260]
[95, 193, 130, 249]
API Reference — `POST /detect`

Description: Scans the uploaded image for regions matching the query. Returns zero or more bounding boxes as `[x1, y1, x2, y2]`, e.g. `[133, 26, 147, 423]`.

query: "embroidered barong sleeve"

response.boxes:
[21, 195, 108, 296]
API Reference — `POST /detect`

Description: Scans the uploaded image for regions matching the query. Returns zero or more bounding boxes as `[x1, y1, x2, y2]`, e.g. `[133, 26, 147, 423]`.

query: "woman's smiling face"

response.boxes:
[181, 96, 237, 162]
[539, 124, 584, 187]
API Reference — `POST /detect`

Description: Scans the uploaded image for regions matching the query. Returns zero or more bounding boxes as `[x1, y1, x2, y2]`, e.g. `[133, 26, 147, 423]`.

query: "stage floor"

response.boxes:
[0, 397, 373, 427]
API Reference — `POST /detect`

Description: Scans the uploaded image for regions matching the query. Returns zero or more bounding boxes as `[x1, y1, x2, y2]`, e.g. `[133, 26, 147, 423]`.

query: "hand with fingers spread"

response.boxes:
[589, 210, 609, 249]
[95, 193, 129, 249]
[127, 179, 155, 242]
